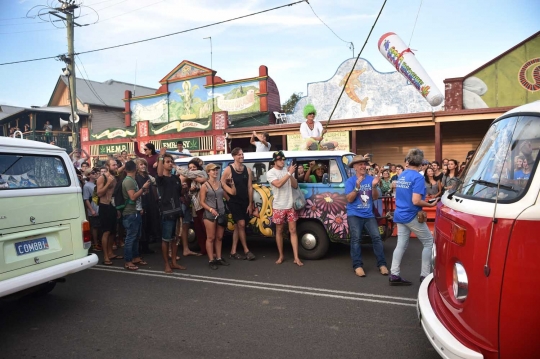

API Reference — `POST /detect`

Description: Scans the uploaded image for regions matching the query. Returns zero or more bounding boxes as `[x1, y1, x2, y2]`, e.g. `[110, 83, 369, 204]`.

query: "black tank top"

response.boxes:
[229, 164, 249, 204]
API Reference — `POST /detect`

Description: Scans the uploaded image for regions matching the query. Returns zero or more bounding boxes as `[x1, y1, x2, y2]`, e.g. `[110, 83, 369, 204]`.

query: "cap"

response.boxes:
[205, 163, 220, 172]
[272, 150, 286, 161]
[421, 159, 430, 165]
[84, 168, 95, 176]
[348, 155, 370, 168]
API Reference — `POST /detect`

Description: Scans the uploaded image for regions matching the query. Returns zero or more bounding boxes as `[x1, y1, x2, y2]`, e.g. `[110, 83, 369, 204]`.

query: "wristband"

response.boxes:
[354, 187, 360, 192]
[158, 157, 164, 161]
[287, 172, 291, 177]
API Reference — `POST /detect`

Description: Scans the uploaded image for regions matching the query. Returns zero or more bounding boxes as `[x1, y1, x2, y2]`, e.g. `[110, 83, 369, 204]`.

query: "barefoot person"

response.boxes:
[157, 148, 185, 273]
[200, 163, 236, 269]
[267, 151, 303, 266]
[221, 148, 256, 261]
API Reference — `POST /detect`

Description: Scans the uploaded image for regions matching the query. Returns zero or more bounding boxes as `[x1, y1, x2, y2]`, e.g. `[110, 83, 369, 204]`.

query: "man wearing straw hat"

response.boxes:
[299, 104, 338, 151]
[345, 154, 389, 278]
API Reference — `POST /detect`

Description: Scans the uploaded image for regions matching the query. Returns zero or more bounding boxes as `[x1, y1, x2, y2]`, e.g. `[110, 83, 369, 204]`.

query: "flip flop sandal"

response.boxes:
[133, 260, 148, 266]
[110, 255, 124, 260]
[102, 260, 113, 266]
[124, 264, 139, 271]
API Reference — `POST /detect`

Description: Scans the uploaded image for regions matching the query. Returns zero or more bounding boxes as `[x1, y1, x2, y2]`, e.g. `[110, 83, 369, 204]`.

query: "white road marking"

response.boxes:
[92, 265, 417, 307]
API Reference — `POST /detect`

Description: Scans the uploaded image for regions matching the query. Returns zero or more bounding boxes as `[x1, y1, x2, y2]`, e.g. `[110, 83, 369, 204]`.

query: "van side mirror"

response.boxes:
[322, 173, 329, 184]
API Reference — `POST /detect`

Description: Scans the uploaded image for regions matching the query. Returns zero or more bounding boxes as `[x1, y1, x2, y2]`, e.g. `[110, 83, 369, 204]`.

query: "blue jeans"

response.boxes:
[123, 213, 141, 262]
[347, 216, 387, 269]
[390, 218, 433, 277]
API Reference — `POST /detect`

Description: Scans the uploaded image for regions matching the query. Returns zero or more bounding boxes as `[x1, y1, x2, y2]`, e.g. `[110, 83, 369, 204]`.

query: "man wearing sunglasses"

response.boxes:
[300, 104, 338, 151]
[267, 151, 303, 266]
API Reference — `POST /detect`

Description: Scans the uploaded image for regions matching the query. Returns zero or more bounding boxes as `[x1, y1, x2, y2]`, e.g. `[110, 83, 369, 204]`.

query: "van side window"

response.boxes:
[242, 162, 269, 184]
[329, 159, 342, 183]
[298, 160, 330, 183]
[0, 154, 70, 189]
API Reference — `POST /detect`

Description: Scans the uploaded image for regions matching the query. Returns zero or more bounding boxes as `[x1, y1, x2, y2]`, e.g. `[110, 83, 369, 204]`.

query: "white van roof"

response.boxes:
[175, 150, 355, 165]
[502, 100, 540, 117]
[0, 137, 67, 153]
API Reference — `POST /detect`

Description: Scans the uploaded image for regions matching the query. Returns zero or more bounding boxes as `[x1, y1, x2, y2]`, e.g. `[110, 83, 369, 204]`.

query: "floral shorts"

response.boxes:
[272, 208, 298, 225]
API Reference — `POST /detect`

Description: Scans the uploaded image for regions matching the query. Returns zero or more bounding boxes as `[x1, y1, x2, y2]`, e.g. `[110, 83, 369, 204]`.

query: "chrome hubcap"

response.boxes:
[301, 233, 317, 250]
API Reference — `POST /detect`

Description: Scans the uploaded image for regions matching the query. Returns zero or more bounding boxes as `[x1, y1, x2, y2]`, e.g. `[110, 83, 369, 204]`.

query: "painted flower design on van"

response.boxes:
[325, 210, 348, 236]
[314, 192, 347, 214]
[304, 198, 322, 218]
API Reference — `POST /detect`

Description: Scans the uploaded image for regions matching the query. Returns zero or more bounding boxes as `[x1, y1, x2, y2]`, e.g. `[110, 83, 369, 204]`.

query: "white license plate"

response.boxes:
[15, 237, 49, 256]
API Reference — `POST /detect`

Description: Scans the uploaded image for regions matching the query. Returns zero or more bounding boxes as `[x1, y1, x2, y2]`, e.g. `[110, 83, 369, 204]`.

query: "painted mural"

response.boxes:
[91, 126, 136, 140]
[289, 58, 436, 123]
[213, 81, 260, 114]
[463, 36, 540, 109]
[168, 77, 210, 121]
[131, 96, 168, 124]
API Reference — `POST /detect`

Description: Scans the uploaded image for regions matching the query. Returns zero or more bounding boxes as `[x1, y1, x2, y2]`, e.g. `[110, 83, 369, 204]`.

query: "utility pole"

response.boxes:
[51, 0, 81, 150]
[203, 37, 214, 114]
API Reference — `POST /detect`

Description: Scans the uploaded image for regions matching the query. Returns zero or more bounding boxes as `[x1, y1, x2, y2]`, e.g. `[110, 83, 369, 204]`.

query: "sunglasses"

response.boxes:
[275, 157, 285, 161]
[308, 112, 315, 115]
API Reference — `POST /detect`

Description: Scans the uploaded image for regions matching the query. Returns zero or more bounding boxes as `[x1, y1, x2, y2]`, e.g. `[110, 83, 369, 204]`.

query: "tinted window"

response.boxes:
[0, 154, 70, 189]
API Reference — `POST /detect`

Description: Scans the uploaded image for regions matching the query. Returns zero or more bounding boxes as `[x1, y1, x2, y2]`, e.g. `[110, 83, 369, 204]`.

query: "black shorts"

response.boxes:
[88, 216, 101, 229]
[98, 203, 117, 234]
[227, 201, 251, 224]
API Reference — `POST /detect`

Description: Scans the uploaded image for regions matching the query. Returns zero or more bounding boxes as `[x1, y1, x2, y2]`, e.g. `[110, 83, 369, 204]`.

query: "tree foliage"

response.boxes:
[281, 92, 303, 114]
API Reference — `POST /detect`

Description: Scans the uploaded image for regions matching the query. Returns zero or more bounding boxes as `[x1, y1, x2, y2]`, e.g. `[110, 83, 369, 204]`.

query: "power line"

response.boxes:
[320, 0, 387, 136]
[306, 2, 351, 45]
[75, 55, 126, 120]
[0, 0, 307, 66]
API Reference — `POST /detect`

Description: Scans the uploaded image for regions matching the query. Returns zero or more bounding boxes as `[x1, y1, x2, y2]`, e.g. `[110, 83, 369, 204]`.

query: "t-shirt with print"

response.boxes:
[393, 169, 426, 224]
[345, 175, 375, 218]
[254, 141, 271, 152]
[82, 181, 99, 216]
[267, 167, 293, 209]
[122, 176, 141, 215]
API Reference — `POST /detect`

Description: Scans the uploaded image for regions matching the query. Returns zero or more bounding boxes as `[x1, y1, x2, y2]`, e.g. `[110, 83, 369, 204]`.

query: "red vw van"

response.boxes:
[418, 101, 540, 359]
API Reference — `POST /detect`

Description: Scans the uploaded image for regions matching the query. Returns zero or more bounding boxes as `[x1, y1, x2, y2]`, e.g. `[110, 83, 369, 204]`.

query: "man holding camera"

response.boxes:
[267, 151, 303, 266]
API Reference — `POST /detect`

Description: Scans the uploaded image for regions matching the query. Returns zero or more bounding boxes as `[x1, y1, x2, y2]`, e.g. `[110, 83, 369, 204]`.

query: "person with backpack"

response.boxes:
[121, 160, 151, 271]
[157, 148, 184, 273]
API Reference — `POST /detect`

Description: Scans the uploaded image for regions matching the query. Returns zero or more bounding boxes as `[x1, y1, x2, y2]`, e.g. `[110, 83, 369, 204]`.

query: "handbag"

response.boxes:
[292, 186, 306, 211]
[417, 210, 427, 223]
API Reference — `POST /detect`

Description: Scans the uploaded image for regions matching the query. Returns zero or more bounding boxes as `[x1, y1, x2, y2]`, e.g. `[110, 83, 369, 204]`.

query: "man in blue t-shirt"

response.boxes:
[345, 155, 388, 278]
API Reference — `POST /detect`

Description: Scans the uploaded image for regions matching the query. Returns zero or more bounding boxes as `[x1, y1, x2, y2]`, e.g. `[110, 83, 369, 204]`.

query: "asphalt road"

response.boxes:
[0, 236, 440, 359]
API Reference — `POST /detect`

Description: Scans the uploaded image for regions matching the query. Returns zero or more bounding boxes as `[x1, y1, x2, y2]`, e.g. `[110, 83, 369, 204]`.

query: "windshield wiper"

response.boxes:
[472, 179, 518, 192]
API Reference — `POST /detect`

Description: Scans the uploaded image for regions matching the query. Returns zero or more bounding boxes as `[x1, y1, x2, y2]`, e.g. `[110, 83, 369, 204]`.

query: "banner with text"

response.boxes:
[287, 131, 350, 151]
[98, 143, 130, 155]
[161, 137, 200, 151]
[150, 119, 211, 135]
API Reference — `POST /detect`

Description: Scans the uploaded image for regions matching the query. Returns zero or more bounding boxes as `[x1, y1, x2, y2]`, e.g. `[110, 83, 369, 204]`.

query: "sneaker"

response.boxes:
[245, 251, 256, 261]
[354, 267, 366, 277]
[230, 252, 246, 260]
[420, 276, 426, 283]
[389, 275, 412, 286]
[216, 258, 230, 266]
[209, 260, 218, 270]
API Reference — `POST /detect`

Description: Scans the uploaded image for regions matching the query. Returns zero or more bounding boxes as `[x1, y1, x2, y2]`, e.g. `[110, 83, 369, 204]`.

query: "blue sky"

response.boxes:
[0, 0, 538, 109]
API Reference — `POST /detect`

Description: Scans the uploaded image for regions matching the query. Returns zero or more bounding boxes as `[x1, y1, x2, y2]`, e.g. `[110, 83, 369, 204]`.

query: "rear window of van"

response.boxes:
[0, 154, 71, 189]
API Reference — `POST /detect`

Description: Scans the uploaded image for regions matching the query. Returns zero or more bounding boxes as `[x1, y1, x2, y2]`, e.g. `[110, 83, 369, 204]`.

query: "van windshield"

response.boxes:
[343, 155, 355, 178]
[455, 115, 540, 202]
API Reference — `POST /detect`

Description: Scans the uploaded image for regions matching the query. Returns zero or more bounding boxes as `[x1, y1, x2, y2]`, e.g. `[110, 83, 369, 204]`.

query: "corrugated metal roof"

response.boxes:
[0, 104, 89, 122]
[59, 76, 157, 108]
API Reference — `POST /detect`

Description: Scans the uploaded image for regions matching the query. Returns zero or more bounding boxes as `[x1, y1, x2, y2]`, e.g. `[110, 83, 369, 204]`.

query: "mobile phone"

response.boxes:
[286, 159, 292, 167]
[428, 198, 438, 204]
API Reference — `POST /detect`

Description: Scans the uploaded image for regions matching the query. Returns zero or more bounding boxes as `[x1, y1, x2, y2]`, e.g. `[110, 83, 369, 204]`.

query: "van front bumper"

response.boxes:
[0, 253, 98, 298]
[418, 273, 483, 359]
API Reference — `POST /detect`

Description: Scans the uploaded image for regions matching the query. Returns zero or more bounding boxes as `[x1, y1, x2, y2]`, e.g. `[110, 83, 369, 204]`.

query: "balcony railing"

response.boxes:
[22, 131, 73, 153]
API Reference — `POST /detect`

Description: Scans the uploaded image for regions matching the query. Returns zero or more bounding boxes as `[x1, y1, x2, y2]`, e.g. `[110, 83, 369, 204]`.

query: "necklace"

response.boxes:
[233, 164, 244, 173]
[307, 122, 314, 130]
